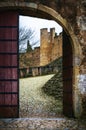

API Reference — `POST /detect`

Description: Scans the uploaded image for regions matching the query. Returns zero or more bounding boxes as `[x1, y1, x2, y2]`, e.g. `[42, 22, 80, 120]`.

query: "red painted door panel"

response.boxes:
[0, 11, 19, 118]
[63, 30, 74, 117]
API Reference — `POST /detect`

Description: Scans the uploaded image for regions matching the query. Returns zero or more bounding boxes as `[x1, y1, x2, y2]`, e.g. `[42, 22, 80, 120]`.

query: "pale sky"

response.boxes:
[19, 15, 62, 48]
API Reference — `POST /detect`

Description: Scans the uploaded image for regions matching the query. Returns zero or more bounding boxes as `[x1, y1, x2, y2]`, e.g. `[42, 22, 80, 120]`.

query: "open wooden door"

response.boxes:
[63, 30, 74, 117]
[0, 11, 19, 118]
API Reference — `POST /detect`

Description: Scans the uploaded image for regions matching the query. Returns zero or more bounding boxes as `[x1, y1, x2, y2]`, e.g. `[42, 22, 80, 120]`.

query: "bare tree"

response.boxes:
[19, 26, 39, 53]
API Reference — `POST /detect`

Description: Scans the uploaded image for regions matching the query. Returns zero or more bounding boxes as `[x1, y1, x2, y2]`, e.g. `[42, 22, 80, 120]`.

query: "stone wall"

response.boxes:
[52, 33, 62, 61]
[20, 66, 55, 78]
[40, 28, 50, 66]
[19, 47, 40, 68]
[19, 57, 62, 78]
[42, 70, 63, 100]
[40, 28, 62, 66]
[20, 28, 62, 68]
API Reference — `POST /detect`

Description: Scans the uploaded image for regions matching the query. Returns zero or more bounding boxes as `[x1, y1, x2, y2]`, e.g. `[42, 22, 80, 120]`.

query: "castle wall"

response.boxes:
[19, 47, 40, 68]
[40, 28, 51, 66]
[51, 33, 62, 61]
[19, 27, 62, 77]
[20, 28, 62, 68]
[32, 47, 40, 67]
[40, 28, 62, 66]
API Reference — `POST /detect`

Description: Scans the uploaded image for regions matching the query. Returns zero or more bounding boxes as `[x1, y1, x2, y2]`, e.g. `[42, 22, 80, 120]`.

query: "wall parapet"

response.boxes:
[19, 65, 59, 78]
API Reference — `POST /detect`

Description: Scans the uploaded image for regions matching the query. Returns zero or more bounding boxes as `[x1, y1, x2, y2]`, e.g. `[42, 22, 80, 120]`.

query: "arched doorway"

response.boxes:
[0, 2, 81, 118]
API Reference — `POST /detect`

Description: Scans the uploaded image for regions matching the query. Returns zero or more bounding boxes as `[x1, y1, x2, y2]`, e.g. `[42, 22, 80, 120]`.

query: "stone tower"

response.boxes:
[40, 28, 62, 66]
[40, 28, 50, 66]
[51, 32, 62, 61]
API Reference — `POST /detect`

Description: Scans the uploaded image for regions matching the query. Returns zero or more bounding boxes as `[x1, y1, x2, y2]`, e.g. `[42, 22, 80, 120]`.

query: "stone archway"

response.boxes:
[0, 2, 82, 118]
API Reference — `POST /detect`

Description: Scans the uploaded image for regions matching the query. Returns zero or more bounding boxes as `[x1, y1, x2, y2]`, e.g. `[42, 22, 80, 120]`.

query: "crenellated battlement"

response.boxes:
[20, 28, 62, 68]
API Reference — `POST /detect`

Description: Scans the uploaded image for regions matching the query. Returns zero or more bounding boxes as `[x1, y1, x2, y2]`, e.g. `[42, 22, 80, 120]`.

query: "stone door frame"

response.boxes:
[0, 2, 82, 118]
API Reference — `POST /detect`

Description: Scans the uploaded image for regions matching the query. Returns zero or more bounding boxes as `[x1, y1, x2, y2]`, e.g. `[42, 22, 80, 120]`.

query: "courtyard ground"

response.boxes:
[19, 74, 63, 118]
[0, 75, 86, 130]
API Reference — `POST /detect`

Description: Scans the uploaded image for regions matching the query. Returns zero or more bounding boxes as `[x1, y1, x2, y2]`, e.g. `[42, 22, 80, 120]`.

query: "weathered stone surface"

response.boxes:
[0, 117, 86, 130]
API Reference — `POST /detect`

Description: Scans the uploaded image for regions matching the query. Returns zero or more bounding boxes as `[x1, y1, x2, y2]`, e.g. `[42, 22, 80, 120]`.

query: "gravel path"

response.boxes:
[0, 118, 86, 130]
[19, 74, 63, 118]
